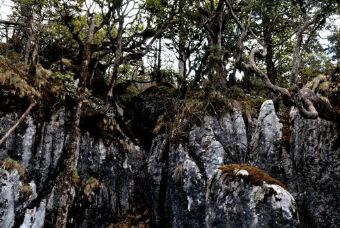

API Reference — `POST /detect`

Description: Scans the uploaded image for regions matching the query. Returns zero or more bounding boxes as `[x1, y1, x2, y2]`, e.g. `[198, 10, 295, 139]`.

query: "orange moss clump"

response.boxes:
[218, 164, 287, 190]
[109, 207, 150, 228]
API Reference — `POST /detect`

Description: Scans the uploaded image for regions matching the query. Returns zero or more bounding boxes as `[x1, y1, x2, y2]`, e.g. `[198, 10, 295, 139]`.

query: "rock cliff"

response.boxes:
[0, 97, 339, 228]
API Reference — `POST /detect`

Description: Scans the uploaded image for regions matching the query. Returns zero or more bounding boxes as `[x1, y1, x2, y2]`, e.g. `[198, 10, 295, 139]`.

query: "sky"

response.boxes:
[319, 15, 340, 46]
[0, 0, 13, 20]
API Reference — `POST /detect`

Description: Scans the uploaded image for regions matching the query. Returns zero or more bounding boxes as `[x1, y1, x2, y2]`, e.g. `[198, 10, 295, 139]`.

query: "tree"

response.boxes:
[231, 0, 340, 120]
[49, 1, 96, 226]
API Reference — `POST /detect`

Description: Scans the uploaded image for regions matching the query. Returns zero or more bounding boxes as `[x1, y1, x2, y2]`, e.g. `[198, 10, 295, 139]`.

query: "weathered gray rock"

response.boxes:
[148, 110, 249, 227]
[19, 200, 46, 228]
[212, 110, 248, 162]
[72, 134, 140, 228]
[147, 135, 168, 227]
[21, 116, 36, 168]
[288, 108, 340, 228]
[0, 169, 46, 228]
[250, 100, 282, 154]
[0, 110, 66, 189]
[1, 97, 340, 228]
[206, 168, 300, 228]
[0, 109, 147, 228]
[249, 100, 292, 182]
[0, 169, 20, 228]
[189, 112, 248, 166]
[31, 110, 66, 189]
[189, 116, 227, 179]
[0, 113, 16, 161]
[247, 102, 340, 228]
[148, 141, 206, 228]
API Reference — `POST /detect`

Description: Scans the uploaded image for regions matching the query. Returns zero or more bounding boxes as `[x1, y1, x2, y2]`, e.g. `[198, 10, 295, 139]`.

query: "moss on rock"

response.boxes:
[83, 177, 101, 198]
[219, 164, 287, 190]
[1, 157, 26, 180]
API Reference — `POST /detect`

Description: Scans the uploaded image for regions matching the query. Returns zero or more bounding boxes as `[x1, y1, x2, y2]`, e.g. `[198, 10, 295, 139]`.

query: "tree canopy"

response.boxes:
[1, 0, 340, 124]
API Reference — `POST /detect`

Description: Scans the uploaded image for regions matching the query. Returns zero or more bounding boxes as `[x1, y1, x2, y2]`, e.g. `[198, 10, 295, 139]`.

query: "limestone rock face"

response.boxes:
[206, 168, 300, 228]
[249, 100, 292, 181]
[189, 112, 248, 174]
[0, 170, 20, 228]
[148, 141, 206, 228]
[147, 110, 250, 227]
[288, 108, 340, 228]
[250, 100, 282, 162]
[19, 200, 46, 228]
[247, 102, 340, 228]
[1, 98, 340, 228]
[0, 109, 147, 228]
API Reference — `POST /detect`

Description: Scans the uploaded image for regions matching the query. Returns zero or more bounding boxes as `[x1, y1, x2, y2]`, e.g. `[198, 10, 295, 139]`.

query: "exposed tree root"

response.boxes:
[243, 47, 340, 122]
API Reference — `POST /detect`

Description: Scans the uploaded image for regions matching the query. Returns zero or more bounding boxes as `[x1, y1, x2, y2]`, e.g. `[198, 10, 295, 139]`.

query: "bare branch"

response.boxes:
[0, 19, 26, 27]
[225, 0, 264, 48]
[243, 48, 291, 97]
[0, 101, 37, 146]
[290, 6, 331, 84]
[308, 74, 329, 92]
[298, 88, 318, 118]
[225, 0, 244, 31]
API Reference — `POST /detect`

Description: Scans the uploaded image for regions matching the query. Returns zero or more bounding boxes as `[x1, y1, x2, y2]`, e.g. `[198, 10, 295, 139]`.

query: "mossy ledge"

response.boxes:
[218, 164, 287, 190]
[1, 157, 26, 180]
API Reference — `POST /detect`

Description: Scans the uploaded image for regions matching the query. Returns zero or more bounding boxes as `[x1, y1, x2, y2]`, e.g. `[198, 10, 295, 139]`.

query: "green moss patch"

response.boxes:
[20, 183, 32, 201]
[71, 170, 81, 187]
[1, 157, 26, 180]
[83, 177, 101, 198]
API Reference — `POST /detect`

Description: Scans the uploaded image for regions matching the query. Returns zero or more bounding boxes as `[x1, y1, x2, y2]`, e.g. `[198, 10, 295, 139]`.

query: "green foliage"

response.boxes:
[119, 64, 132, 76]
[300, 45, 334, 82]
[71, 15, 85, 32]
[51, 71, 77, 101]
[145, 0, 165, 13]
[207, 45, 224, 68]
[328, 28, 340, 62]
[3, 0, 340, 117]
[157, 69, 178, 84]
[93, 28, 107, 45]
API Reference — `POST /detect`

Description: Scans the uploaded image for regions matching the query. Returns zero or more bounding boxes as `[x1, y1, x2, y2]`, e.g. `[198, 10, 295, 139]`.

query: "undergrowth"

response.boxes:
[153, 88, 264, 145]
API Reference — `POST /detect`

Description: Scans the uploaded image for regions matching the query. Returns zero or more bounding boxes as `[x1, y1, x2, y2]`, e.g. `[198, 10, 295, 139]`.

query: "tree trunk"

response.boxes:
[263, 2, 277, 84]
[54, 16, 95, 228]
[107, 16, 124, 102]
[290, 33, 303, 85]
[157, 38, 162, 72]
[177, 3, 187, 82]
[178, 55, 185, 78]
[206, 5, 226, 90]
[24, 8, 34, 65]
